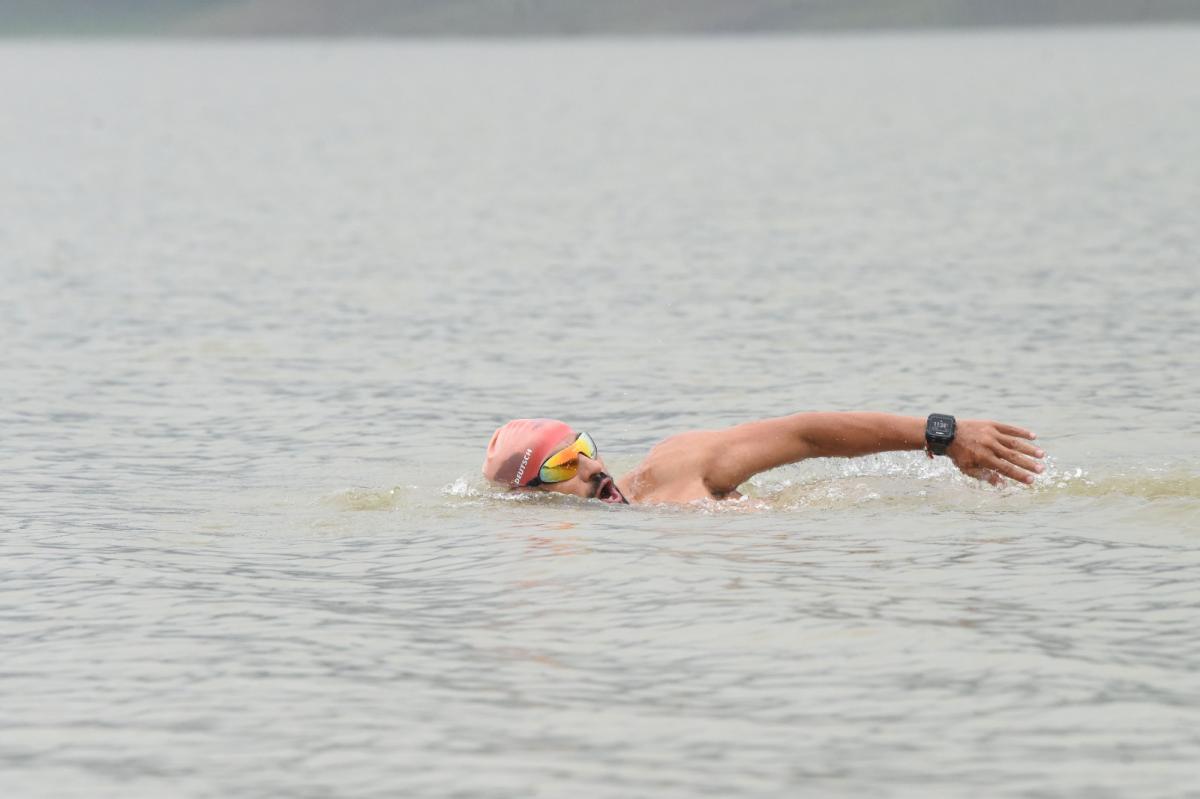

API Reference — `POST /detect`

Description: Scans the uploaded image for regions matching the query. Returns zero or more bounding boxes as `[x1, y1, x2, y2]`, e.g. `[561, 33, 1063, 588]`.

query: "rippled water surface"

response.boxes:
[2, 30, 1199, 798]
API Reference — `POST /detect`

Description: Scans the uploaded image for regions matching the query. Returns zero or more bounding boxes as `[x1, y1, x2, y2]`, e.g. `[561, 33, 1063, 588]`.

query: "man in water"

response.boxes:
[482, 413, 1045, 505]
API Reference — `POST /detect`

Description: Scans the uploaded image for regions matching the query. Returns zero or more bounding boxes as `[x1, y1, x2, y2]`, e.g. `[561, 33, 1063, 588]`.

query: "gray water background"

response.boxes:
[2, 28, 1199, 798]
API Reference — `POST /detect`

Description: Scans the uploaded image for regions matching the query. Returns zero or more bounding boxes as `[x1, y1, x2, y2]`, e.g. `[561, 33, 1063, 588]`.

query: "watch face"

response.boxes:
[928, 415, 955, 441]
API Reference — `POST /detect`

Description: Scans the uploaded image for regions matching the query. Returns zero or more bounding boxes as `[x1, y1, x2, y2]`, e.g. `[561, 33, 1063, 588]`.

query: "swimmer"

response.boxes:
[482, 413, 1045, 505]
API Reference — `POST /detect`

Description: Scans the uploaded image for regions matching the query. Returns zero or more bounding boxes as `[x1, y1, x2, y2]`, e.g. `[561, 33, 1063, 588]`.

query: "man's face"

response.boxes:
[525, 432, 626, 504]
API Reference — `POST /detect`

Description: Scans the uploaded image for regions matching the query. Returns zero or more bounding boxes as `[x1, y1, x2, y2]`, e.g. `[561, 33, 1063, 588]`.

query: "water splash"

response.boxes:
[325, 486, 410, 511]
[333, 458, 1197, 519]
[442, 476, 545, 504]
[742, 454, 1199, 516]
[442, 476, 481, 498]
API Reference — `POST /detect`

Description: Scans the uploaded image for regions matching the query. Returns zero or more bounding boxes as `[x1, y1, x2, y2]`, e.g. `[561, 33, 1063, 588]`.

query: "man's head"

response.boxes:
[482, 418, 627, 503]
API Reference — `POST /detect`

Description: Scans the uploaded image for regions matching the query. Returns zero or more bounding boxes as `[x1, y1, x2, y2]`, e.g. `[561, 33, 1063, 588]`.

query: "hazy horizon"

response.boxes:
[3, 0, 1200, 37]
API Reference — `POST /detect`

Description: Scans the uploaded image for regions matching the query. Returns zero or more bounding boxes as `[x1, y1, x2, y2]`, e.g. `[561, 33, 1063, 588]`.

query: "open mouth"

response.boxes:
[593, 476, 625, 504]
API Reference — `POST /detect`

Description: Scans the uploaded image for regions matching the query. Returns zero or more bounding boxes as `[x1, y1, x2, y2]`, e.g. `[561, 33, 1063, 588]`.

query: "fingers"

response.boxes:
[990, 457, 1037, 485]
[1002, 450, 1044, 476]
[996, 423, 1036, 440]
[1001, 435, 1045, 459]
[991, 438, 1043, 471]
[967, 452, 1041, 487]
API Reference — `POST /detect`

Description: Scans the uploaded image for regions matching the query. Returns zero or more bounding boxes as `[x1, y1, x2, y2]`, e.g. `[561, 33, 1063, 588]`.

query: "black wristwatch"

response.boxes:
[925, 413, 956, 456]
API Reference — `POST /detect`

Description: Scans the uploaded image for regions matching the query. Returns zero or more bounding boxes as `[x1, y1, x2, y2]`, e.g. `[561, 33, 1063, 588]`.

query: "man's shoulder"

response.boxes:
[622, 431, 724, 500]
[638, 430, 718, 471]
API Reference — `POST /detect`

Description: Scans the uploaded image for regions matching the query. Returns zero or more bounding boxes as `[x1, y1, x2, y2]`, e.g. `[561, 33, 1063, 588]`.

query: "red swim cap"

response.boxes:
[483, 418, 576, 487]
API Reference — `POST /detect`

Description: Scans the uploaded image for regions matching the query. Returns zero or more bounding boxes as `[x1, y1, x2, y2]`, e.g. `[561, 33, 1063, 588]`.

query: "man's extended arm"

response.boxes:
[697, 412, 1044, 494]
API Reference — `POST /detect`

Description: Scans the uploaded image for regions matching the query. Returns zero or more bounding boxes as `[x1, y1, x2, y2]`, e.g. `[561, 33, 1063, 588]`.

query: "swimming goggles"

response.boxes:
[525, 432, 598, 487]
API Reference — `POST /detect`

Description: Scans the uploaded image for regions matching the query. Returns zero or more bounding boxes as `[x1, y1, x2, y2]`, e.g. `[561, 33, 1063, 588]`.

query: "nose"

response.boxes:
[576, 453, 605, 482]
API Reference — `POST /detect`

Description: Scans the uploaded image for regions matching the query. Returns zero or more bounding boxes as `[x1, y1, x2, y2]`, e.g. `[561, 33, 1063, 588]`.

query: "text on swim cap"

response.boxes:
[513, 447, 533, 486]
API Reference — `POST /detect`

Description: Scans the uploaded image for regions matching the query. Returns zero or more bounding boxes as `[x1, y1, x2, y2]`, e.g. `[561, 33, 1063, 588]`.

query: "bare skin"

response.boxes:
[528, 412, 1045, 505]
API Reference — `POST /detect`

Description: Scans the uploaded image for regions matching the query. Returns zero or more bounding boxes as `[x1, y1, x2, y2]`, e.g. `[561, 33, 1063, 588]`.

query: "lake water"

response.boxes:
[1, 28, 1198, 798]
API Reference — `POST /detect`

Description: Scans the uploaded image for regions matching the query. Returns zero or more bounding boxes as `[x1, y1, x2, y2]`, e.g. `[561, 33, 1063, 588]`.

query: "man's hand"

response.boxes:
[945, 420, 1045, 486]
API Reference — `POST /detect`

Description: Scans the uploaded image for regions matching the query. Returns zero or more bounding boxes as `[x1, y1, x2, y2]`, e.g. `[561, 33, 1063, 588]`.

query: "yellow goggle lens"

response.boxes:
[538, 432, 598, 484]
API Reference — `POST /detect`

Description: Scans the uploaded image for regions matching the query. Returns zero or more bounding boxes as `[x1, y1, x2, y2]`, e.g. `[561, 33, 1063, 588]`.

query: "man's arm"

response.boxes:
[696, 412, 1045, 495]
